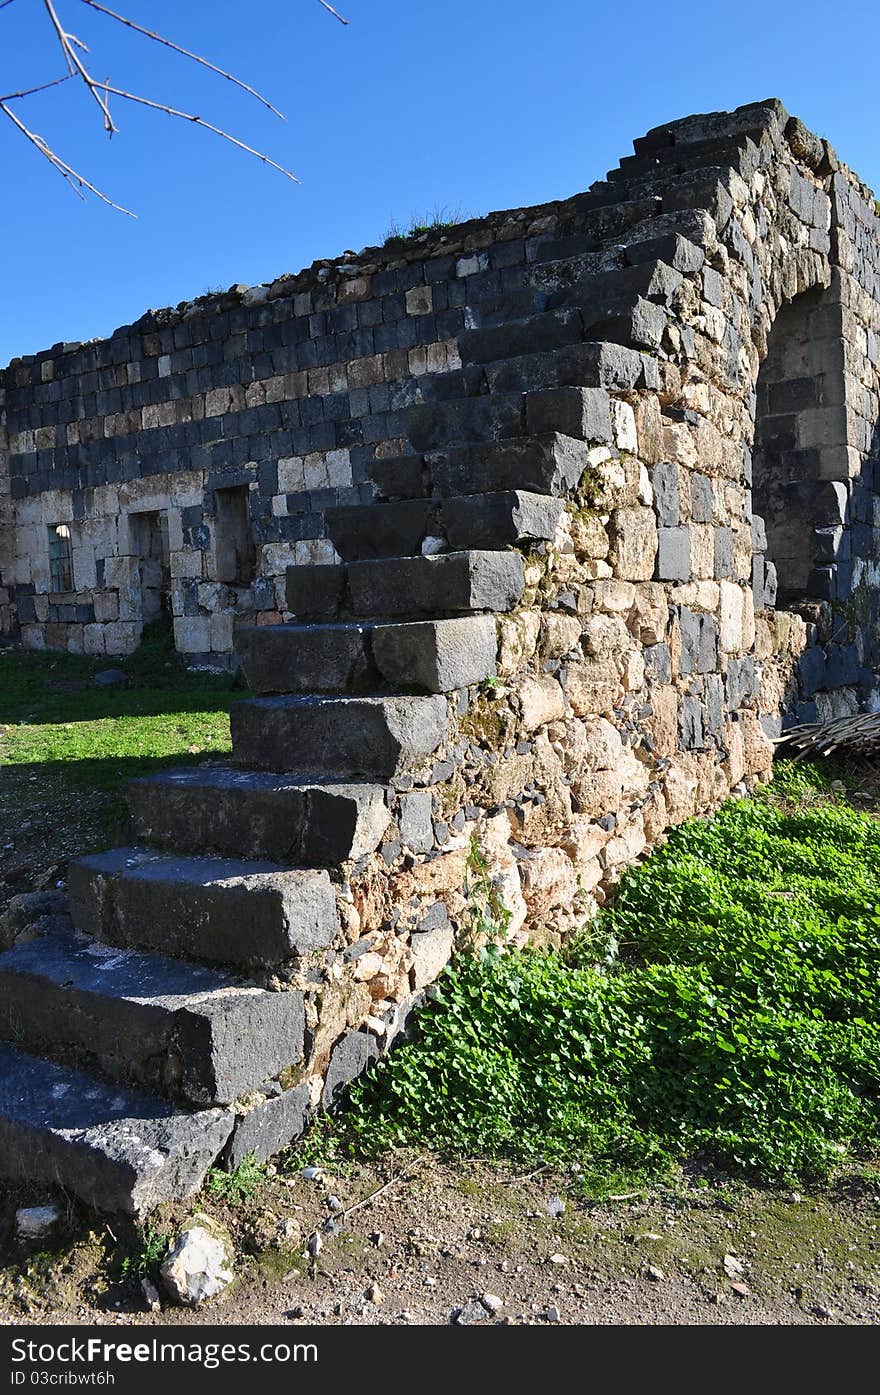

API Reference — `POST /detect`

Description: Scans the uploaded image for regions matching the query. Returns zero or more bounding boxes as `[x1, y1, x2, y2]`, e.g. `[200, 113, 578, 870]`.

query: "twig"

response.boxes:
[333, 1156, 425, 1223]
[99, 83, 300, 181]
[42, 0, 117, 132]
[79, 1, 287, 120]
[0, 99, 135, 214]
[316, 0, 349, 23]
[0, 73, 74, 102]
[501, 1163, 551, 1184]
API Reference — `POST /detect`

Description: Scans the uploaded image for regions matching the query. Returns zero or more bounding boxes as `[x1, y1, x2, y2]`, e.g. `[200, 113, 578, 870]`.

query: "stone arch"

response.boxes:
[751, 282, 849, 610]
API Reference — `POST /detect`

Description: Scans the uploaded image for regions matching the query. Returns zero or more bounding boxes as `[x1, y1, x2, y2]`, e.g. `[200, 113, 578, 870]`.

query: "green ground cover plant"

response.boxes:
[342, 762, 880, 1188]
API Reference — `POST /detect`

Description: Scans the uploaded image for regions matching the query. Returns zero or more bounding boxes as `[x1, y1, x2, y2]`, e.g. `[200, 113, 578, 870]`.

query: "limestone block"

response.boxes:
[689, 524, 715, 580]
[719, 580, 744, 654]
[630, 583, 668, 644]
[93, 592, 119, 623]
[622, 649, 646, 691]
[662, 757, 699, 825]
[582, 614, 631, 658]
[170, 551, 204, 580]
[540, 614, 583, 658]
[278, 456, 306, 492]
[740, 710, 773, 776]
[83, 625, 106, 656]
[497, 611, 540, 677]
[517, 846, 579, 919]
[569, 512, 609, 560]
[210, 612, 234, 652]
[611, 400, 638, 453]
[580, 717, 623, 771]
[602, 814, 647, 869]
[592, 580, 635, 615]
[608, 507, 658, 581]
[174, 616, 212, 653]
[559, 817, 608, 867]
[410, 920, 454, 991]
[570, 767, 623, 819]
[103, 622, 140, 655]
[563, 659, 623, 718]
[518, 674, 567, 732]
[641, 790, 667, 842]
[647, 684, 679, 758]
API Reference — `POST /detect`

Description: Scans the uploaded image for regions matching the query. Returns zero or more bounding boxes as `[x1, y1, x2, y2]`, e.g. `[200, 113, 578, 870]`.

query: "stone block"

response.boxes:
[371, 616, 497, 692]
[237, 622, 376, 695]
[518, 674, 566, 732]
[225, 1084, 311, 1168]
[0, 1042, 233, 1216]
[0, 926, 304, 1108]
[525, 387, 613, 443]
[285, 564, 347, 618]
[609, 507, 658, 581]
[174, 616, 211, 653]
[127, 767, 390, 864]
[399, 791, 434, 854]
[656, 527, 691, 581]
[230, 693, 447, 779]
[651, 461, 680, 527]
[410, 917, 455, 991]
[69, 847, 339, 968]
[348, 551, 524, 617]
[441, 491, 564, 550]
[322, 1030, 381, 1107]
[679, 608, 717, 675]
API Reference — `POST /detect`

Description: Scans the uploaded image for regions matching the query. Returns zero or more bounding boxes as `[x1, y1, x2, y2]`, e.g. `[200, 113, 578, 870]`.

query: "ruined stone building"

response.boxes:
[1, 99, 879, 1211]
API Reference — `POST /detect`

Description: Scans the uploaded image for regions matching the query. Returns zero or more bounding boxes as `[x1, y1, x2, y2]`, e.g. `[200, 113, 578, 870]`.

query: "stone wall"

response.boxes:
[6, 100, 880, 1202]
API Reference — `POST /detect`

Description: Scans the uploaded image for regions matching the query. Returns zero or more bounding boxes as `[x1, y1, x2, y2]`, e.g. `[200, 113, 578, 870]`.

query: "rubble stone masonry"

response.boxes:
[2, 101, 880, 1200]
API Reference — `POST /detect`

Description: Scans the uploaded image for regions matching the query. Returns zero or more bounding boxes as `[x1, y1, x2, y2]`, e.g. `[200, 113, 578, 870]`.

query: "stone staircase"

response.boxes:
[0, 160, 716, 1214]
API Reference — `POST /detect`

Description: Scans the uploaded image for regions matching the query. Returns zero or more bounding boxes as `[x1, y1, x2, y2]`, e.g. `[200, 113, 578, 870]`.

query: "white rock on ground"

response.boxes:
[16, 1205, 61, 1240]
[160, 1219, 234, 1305]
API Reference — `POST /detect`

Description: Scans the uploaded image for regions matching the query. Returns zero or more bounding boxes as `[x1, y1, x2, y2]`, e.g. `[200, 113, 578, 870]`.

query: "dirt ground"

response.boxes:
[2, 1155, 880, 1327]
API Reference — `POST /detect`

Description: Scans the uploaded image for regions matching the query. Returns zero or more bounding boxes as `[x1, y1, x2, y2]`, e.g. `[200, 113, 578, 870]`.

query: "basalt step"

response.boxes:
[69, 847, 339, 969]
[0, 1040, 234, 1215]
[236, 615, 498, 696]
[405, 386, 613, 452]
[0, 926, 305, 1107]
[324, 490, 564, 561]
[285, 549, 524, 621]
[230, 693, 447, 780]
[366, 433, 592, 503]
[459, 298, 667, 363]
[127, 766, 391, 863]
[414, 340, 650, 404]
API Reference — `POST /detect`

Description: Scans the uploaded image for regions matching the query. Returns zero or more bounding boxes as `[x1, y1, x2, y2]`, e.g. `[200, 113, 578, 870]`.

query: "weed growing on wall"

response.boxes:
[343, 763, 880, 1187]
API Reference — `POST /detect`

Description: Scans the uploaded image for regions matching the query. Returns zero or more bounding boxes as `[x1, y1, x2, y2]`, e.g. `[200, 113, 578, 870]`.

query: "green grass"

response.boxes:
[120, 1223, 168, 1282]
[0, 620, 238, 851]
[383, 205, 469, 247]
[340, 762, 880, 1189]
[205, 1153, 266, 1204]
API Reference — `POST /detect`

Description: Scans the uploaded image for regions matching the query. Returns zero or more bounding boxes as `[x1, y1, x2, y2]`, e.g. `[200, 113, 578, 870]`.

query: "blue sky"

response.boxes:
[2, 0, 878, 365]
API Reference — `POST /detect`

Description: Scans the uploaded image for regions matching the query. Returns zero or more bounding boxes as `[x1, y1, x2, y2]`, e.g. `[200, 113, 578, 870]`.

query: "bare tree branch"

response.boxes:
[316, 0, 349, 22]
[100, 82, 301, 182]
[1, 98, 135, 213]
[0, 73, 73, 101]
[42, 0, 118, 132]
[2, 0, 349, 210]
[79, 1, 287, 120]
